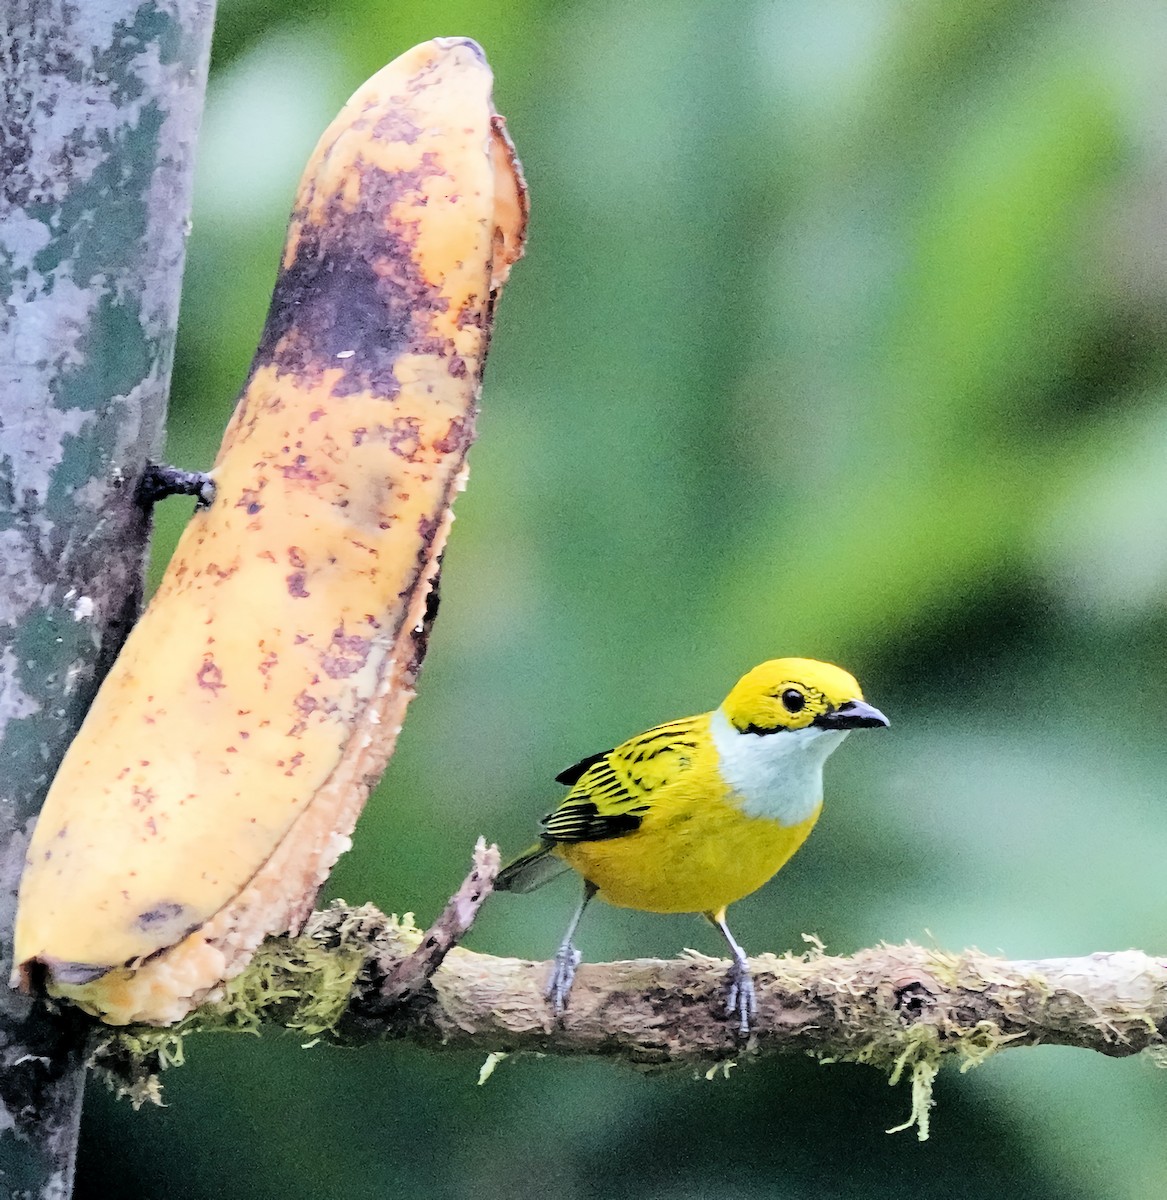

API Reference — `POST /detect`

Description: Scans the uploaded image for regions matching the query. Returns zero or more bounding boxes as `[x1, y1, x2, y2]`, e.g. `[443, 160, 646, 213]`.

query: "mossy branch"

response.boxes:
[90, 840, 1167, 1139]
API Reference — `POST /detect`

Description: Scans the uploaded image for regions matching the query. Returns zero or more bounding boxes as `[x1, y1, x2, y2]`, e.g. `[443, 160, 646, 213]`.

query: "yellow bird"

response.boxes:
[496, 657, 888, 1033]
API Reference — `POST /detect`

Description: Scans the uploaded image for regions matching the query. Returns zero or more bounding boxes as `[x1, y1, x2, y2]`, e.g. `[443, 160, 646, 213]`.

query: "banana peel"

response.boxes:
[12, 37, 528, 1025]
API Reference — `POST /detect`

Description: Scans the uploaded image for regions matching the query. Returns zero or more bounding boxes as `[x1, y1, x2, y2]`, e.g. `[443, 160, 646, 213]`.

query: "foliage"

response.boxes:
[78, 2, 1167, 1197]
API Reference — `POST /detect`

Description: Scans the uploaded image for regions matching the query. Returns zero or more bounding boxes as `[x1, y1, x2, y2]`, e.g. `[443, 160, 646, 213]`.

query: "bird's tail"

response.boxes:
[495, 839, 570, 894]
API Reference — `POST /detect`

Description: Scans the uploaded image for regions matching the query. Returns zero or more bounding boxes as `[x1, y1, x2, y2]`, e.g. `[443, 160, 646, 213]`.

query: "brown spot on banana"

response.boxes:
[12, 37, 527, 1025]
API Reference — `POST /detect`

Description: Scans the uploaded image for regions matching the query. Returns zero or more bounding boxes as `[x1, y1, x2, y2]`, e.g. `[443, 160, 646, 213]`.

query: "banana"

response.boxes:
[12, 38, 527, 1025]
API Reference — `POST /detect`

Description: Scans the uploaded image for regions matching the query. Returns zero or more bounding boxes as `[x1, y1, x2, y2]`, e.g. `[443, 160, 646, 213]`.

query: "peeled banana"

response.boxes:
[13, 38, 527, 1025]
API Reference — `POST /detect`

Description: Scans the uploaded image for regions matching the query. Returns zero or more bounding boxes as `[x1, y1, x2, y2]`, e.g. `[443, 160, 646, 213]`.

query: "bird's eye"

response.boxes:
[780, 688, 805, 713]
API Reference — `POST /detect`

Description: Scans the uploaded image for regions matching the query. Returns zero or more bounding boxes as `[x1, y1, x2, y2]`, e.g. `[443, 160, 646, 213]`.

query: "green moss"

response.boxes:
[89, 905, 424, 1105]
[796, 946, 1038, 1141]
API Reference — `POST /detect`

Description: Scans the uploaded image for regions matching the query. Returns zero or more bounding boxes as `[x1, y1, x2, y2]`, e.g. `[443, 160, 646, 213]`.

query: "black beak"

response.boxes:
[813, 699, 889, 731]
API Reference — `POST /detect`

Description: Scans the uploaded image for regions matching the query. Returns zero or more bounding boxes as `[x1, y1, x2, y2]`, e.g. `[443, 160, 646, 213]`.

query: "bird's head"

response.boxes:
[713, 658, 888, 823]
[721, 657, 888, 738]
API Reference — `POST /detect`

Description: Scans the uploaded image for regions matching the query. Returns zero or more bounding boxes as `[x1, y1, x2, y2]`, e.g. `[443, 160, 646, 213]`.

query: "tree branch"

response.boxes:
[371, 838, 500, 1011]
[91, 844, 1167, 1139]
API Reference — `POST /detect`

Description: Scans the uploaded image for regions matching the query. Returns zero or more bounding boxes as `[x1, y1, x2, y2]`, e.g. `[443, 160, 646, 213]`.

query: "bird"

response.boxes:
[495, 657, 888, 1034]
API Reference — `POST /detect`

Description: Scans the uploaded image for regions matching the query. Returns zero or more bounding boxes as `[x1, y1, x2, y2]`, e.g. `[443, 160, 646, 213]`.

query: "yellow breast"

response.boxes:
[557, 766, 821, 914]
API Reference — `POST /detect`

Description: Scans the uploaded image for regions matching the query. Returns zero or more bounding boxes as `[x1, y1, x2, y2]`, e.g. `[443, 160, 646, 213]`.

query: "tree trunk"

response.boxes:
[0, 3, 214, 1194]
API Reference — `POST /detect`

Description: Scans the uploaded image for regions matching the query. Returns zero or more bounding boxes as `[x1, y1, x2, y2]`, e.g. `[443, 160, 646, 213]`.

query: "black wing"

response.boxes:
[554, 749, 612, 786]
[543, 753, 653, 843]
[543, 715, 702, 844]
[541, 797, 645, 843]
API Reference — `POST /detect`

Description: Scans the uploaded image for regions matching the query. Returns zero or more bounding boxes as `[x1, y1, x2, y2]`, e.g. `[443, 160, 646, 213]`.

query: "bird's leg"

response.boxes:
[546, 881, 597, 1016]
[706, 907, 756, 1036]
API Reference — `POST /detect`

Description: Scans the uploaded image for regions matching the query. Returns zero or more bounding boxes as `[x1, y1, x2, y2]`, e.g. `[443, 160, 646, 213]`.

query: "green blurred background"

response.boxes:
[77, 1, 1167, 1196]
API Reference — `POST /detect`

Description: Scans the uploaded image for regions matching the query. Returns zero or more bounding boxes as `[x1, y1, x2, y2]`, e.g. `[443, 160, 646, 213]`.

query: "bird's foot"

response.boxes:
[545, 941, 582, 1015]
[724, 953, 757, 1036]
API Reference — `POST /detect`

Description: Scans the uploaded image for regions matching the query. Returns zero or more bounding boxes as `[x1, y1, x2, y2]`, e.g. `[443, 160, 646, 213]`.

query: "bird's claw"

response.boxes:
[545, 941, 582, 1015]
[725, 954, 757, 1036]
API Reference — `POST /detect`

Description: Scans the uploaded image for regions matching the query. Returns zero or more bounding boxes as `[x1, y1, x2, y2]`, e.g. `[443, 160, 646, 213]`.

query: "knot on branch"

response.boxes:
[891, 975, 940, 1023]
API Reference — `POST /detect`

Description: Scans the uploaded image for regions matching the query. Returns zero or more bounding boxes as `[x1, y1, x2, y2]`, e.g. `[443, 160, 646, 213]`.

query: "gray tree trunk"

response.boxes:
[0, 3, 215, 1195]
